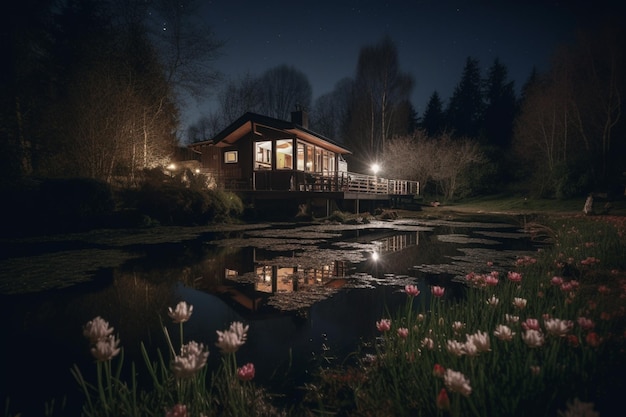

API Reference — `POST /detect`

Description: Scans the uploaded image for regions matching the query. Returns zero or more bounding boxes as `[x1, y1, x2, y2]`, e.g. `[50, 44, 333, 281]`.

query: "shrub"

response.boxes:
[130, 185, 244, 226]
[135, 184, 211, 226]
[207, 189, 244, 222]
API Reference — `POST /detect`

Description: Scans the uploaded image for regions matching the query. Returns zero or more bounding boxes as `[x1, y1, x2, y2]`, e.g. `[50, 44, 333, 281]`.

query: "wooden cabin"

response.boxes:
[188, 111, 350, 192]
[187, 111, 419, 216]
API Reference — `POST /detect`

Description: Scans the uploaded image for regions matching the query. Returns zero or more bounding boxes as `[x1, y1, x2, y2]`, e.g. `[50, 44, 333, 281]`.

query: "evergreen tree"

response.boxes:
[421, 91, 446, 137]
[445, 57, 483, 139]
[482, 58, 517, 148]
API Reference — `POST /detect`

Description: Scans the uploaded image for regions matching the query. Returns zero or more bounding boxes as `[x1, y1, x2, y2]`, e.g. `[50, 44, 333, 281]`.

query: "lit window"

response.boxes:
[255, 141, 272, 170]
[305, 144, 314, 172]
[297, 142, 305, 171]
[276, 139, 293, 169]
[224, 150, 238, 163]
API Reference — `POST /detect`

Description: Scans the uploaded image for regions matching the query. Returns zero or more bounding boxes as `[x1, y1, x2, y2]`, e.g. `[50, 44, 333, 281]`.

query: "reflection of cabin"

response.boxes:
[187, 111, 419, 215]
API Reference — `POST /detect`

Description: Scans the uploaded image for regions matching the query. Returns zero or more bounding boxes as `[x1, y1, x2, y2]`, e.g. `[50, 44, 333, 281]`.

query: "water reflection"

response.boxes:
[1, 219, 540, 415]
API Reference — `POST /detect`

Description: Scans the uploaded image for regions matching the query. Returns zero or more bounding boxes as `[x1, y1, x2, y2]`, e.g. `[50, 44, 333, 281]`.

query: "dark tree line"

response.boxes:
[1, 0, 220, 187]
[3, 0, 624, 201]
[513, 22, 625, 198]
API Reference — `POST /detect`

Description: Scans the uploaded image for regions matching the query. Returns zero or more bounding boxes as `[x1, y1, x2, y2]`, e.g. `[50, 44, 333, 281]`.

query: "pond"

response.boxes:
[0, 216, 541, 415]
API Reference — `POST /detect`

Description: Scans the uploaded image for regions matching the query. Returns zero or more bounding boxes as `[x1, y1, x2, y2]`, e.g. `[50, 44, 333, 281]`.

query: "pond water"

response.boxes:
[0, 217, 541, 415]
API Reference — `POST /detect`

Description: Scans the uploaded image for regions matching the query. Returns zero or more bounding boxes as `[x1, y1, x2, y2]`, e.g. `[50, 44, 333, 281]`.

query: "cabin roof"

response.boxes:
[189, 112, 352, 155]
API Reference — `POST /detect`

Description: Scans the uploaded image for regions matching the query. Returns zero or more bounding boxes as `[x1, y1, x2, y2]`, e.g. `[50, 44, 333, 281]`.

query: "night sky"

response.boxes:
[183, 0, 619, 131]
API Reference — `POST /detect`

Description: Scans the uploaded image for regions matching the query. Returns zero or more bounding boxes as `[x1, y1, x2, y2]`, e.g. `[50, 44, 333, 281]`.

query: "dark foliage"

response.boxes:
[133, 184, 211, 226]
[1, 177, 115, 236]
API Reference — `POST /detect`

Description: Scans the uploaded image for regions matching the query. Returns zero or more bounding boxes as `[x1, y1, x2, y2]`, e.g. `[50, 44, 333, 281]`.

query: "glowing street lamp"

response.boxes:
[166, 163, 177, 177]
[371, 163, 381, 193]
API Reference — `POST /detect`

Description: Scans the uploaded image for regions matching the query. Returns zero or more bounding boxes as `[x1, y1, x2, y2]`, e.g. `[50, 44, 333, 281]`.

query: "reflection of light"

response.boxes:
[371, 163, 380, 175]
[371, 252, 379, 261]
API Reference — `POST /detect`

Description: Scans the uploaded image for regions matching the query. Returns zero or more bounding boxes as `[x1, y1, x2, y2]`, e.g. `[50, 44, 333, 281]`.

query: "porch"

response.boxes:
[221, 170, 419, 197]
[214, 170, 419, 216]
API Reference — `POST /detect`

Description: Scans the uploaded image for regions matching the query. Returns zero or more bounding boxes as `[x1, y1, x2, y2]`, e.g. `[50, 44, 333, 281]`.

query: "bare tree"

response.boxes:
[381, 132, 434, 187]
[344, 36, 414, 171]
[258, 65, 312, 120]
[187, 113, 222, 143]
[567, 24, 624, 181]
[57, 57, 177, 184]
[310, 77, 354, 139]
[148, 0, 223, 98]
[513, 22, 625, 196]
[513, 67, 571, 196]
[218, 73, 263, 123]
[431, 134, 486, 200]
[382, 131, 485, 200]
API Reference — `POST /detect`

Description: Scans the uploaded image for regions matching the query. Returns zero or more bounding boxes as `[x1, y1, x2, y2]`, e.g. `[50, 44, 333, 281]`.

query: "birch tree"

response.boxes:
[344, 36, 414, 171]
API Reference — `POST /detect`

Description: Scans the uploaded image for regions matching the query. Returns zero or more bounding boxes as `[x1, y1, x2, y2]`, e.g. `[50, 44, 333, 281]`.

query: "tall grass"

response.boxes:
[303, 214, 626, 416]
[68, 307, 284, 417]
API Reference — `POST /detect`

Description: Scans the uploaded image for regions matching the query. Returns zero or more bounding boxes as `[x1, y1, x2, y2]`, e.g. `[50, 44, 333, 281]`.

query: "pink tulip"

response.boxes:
[431, 286, 445, 298]
[404, 284, 420, 297]
[237, 363, 255, 381]
[376, 319, 391, 332]
[507, 271, 522, 283]
[166, 404, 188, 417]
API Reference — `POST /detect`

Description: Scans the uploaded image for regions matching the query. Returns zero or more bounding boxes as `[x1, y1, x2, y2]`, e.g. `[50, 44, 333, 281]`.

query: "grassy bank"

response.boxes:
[417, 194, 626, 216]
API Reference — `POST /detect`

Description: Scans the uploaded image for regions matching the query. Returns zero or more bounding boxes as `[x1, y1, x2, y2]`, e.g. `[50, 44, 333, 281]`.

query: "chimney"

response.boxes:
[291, 110, 308, 129]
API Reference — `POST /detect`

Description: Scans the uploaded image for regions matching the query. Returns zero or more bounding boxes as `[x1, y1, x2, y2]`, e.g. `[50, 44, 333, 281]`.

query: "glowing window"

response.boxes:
[276, 139, 293, 169]
[255, 141, 272, 170]
[224, 150, 238, 163]
[297, 142, 305, 171]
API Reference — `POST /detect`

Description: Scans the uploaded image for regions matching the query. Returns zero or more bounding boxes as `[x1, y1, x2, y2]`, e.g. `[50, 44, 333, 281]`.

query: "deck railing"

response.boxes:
[301, 171, 419, 196]
[219, 170, 419, 196]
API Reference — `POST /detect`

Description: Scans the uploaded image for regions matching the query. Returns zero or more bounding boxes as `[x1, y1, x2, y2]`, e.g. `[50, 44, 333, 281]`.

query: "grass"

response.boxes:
[427, 194, 626, 216]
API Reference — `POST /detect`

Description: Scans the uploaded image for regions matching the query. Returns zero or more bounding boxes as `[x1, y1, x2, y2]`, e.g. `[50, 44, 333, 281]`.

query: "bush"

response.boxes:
[134, 184, 211, 226]
[130, 185, 244, 226]
[207, 189, 244, 222]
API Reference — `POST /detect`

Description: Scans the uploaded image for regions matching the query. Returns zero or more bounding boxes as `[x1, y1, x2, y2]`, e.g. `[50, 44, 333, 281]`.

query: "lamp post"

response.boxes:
[166, 163, 177, 178]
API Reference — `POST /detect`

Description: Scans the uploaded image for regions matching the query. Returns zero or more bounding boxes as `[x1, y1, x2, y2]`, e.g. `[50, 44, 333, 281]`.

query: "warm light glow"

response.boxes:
[371, 252, 379, 261]
[371, 163, 380, 174]
[167, 163, 177, 171]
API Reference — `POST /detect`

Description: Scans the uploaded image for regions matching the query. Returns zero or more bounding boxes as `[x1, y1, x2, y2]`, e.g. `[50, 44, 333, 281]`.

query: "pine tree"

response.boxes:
[421, 91, 445, 137]
[482, 58, 517, 148]
[445, 57, 483, 139]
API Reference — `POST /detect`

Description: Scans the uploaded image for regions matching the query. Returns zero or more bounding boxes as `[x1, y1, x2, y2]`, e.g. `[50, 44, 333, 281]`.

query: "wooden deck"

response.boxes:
[221, 171, 419, 199]
[214, 171, 419, 215]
